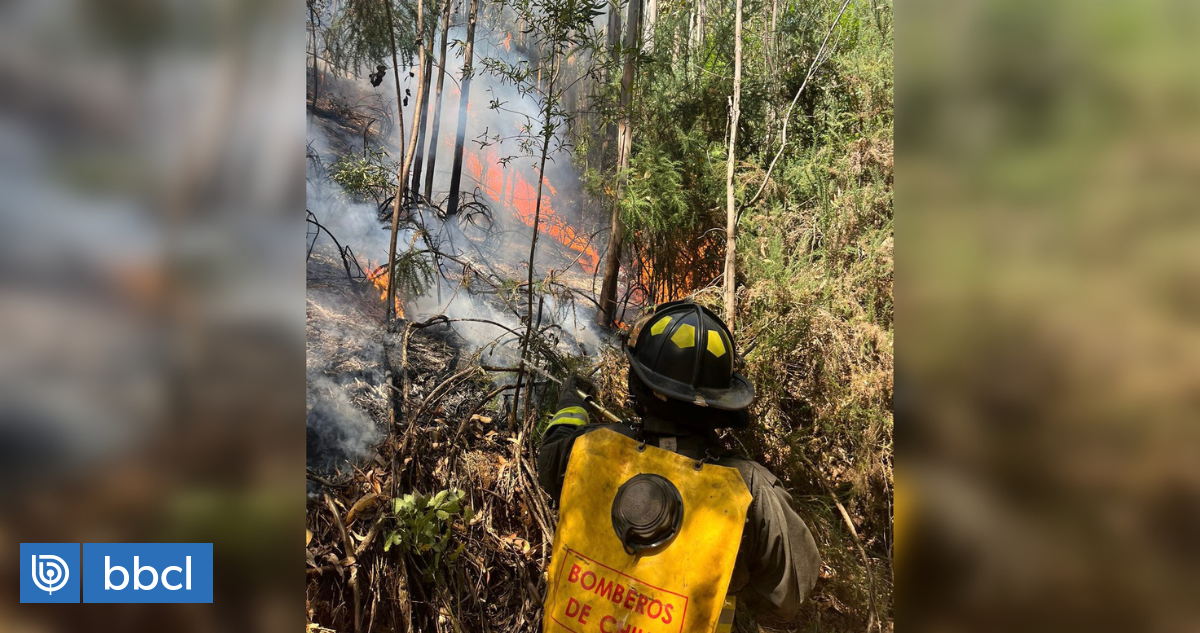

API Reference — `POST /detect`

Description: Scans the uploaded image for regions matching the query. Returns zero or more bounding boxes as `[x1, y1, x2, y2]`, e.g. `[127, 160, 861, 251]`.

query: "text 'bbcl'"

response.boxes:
[105, 556, 193, 591]
[81, 543, 213, 603]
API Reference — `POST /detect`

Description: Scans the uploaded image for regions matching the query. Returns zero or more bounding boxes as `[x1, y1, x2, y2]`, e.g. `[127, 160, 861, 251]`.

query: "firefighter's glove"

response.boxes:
[557, 373, 595, 410]
[546, 374, 595, 431]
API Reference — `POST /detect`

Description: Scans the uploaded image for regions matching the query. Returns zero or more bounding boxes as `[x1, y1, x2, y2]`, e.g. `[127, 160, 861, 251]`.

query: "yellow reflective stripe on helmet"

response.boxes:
[707, 330, 727, 358]
[715, 595, 736, 633]
[547, 405, 589, 428]
[671, 323, 696, 349]
[650, 315, 673, 335]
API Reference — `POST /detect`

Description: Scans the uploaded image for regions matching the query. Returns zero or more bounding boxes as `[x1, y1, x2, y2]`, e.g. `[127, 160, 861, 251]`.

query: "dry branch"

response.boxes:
[741, 0, 854, 214]
[326, 494, 362, 633]
[794, 449, 881, 633]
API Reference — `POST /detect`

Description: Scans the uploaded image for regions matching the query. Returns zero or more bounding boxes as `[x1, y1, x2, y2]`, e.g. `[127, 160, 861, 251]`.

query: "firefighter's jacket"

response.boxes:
[536, 407, 822, 622]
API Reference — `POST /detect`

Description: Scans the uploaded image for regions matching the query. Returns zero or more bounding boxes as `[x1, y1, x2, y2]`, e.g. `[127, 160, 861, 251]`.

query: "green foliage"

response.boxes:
[328, 149, 435, 301]
[618, 144, 689, 232]
[388, 247, 437, 301]
[384, 489, 474, 580]
[481, 0, 607, 153]
[731, 10, 893, 630]
[324, 0, 437, 76]
[330, 150, 397, 205]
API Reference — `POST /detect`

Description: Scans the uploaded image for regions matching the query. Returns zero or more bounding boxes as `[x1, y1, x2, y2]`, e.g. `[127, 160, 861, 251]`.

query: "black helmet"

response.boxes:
[624, 300, 754, 411]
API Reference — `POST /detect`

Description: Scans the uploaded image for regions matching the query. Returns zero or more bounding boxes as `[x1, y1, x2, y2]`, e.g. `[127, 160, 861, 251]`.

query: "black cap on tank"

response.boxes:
[611, 474, 683, 554]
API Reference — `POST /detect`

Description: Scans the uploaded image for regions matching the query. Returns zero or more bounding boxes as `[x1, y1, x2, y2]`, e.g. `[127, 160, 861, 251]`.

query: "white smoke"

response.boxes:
[305, 9, 616, 470]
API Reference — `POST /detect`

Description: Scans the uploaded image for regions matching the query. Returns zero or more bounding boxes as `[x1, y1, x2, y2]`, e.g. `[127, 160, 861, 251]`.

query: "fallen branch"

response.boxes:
[325, 494, 363, 633]
[794, 449, 881, 633]
[307, 210, 369, 284]
[411, 365, 481, 425]
[453, 384, 517, 446]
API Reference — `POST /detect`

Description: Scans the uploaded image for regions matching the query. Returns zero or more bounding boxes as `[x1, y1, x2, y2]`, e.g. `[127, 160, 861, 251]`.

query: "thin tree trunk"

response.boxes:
[309, 3, 320, 105]
[597, 0, 642, 327]
[386, 0, 407, 173]
[410, 16, 436, 192]
[693, 0, 705, 59]
[423, 0, 453, 199]
[723, 0, 743, 328]
[672, 7, 683, 59]
[445, 0, 480, 216]
[512, 67, 558, 431]
[383, 0, 407, 324]
[770, 0, 779, 69]
[745, 0, 853, 210]
[764, 0, 778, 158]
[643, 0, 656, 53]
[600, 0, 620, 169]
[385, 0, 428, 325]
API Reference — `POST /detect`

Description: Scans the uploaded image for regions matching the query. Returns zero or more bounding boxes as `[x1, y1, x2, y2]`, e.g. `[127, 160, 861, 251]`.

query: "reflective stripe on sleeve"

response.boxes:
[547, 405, 589, 428]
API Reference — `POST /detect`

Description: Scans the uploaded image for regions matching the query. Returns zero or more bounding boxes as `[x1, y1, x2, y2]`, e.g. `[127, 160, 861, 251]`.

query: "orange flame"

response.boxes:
[364, 260, 405, 318]
[468, 146, 601, 272]
[504, 33, 512, 52]
[633, 234, 722, 306]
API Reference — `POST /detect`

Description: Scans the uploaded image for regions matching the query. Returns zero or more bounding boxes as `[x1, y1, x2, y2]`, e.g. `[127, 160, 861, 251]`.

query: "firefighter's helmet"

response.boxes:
[624, 300, 754, 411]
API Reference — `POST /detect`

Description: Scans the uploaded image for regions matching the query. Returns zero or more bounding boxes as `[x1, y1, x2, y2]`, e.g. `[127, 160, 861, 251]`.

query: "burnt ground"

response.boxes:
[306, 243, 570, 632]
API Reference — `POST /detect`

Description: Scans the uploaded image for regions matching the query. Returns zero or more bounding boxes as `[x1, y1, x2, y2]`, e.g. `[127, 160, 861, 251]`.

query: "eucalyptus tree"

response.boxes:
[723, 0, 743, 327]
[477, 0, 607, 429]
[410, 0, 442, 191]
[306, 0, 330, 105]
[383, 0, 433, 325]
[325, 0, 420, 147]
[596, 0, 642, 327]
[422, 0, 454, 199]
[444, 0, 481, 217]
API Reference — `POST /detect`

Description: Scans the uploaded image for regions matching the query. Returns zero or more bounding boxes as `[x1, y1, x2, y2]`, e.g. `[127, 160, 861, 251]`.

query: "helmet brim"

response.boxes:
[625, 345, 755, 411]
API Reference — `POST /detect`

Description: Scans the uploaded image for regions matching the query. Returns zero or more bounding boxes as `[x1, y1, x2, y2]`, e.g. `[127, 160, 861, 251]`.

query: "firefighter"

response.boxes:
[537, 300, 821, 631]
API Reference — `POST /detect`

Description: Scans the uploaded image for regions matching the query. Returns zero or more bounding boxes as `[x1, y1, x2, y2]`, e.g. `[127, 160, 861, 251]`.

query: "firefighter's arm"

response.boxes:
[736, 462, 822, 622]
[535, 374, 595, 502]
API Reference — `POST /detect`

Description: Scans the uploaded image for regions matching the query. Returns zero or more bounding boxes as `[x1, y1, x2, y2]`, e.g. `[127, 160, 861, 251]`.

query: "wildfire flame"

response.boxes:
[632, 233, 722, 306]
[504, 33, 512, 52]
[435, 81, 601, 273]
[364, 260, 405, 318]
[466, 146, 600, 272]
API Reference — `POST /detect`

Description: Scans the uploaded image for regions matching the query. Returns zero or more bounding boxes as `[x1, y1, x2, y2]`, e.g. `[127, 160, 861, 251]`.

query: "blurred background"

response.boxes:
[0, 0, 303, 631]
[899, 0, 1200, 631]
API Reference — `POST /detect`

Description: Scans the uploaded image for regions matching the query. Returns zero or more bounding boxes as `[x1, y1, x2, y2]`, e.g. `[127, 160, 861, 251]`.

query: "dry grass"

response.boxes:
[730, 126, 894, 631]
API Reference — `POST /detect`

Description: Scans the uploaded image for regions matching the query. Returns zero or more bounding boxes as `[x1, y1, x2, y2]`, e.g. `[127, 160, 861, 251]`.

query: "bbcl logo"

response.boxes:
[83, 543, 213, 603]
[21, 543, 213, 604]
[104, 555, 194, 591]
[32, 554, 71, 594]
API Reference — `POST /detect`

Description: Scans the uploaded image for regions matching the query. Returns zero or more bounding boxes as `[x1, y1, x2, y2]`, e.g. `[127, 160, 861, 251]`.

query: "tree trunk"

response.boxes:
[410, 26, 436, 193]
[770, 0, 779, 70]
[597, 0, 642, 327]
[693, 0, 705, 60]
[383, 0, 407, 324]
[600, 0, 620, 169]
[723, 0, 743, 329]
[309, 2, 320, 105]
[513, 67, 558, 431]
[385, 0, 428, 325]
[643, 0, 656, 53]
[445, 0, 480, 216]
[423, 0, 453, 199]
[763, 0, 778, 158]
